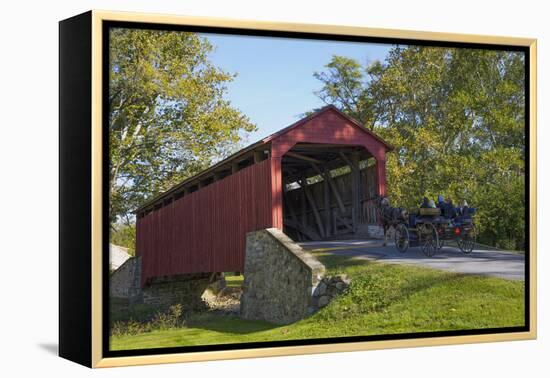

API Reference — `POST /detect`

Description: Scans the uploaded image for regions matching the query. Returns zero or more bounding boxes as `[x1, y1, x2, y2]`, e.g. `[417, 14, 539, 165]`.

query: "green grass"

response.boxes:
[110, 298, 158, 323]
[223, 273, 244, 288]
[110, 253, 524, 351]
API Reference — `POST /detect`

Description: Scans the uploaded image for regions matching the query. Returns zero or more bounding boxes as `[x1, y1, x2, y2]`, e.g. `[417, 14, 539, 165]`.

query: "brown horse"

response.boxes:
[375, 196, 408, 246]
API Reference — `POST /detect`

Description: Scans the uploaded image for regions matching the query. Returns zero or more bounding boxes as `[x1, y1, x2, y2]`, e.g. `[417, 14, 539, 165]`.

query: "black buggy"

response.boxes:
[393, 205, 477, 257]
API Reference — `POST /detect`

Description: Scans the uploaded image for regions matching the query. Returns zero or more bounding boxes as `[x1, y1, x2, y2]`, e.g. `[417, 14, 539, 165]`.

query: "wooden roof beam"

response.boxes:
[285, 151, 323, 164]
[339, 152, 358, 171]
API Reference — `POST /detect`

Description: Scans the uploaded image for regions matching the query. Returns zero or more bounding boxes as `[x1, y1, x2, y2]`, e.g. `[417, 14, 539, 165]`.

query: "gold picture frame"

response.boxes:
[59, 9, 537, 368]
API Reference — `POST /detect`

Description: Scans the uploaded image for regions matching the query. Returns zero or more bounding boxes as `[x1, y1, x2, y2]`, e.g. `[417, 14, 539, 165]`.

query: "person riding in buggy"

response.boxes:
[376, 195, 477, 257]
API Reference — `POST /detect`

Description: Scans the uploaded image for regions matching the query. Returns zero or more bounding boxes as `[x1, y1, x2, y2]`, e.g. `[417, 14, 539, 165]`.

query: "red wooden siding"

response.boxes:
[137, 159, 273, 286]
[270, 109, 387, 160]
[270, 157, 283, 229]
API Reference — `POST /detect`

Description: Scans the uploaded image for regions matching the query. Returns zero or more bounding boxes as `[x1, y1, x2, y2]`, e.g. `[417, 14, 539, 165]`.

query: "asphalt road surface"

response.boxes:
[299, 240, 525, 281]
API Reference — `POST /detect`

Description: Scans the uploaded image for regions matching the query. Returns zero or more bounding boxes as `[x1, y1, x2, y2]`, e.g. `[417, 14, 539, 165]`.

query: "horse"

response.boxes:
[374, 196, 409, 246]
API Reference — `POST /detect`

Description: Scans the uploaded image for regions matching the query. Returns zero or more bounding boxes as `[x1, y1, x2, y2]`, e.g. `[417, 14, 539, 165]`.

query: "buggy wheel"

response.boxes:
[394, 223, 409, 253]
[458, 225, 476, 254]
[420, 223, 439, 257]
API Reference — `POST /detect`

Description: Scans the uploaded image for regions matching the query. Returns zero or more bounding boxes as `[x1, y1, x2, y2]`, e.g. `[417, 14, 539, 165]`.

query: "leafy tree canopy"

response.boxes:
[109, 28, 256, 226]
[314, 47, 525, 249]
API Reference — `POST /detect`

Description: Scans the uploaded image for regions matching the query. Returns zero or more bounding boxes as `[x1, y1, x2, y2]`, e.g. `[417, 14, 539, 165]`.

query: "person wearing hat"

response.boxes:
[443, 197, 456, 218]
[458, 199, 469, 216]
[420, 196, 430, 208]
[437, 194, 445, 209]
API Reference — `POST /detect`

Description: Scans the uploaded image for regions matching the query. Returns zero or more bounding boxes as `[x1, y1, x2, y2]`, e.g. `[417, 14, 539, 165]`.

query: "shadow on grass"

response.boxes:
[381, 270, 468, 311]
[185, 314, 281, 335]
[315, 253, 371, 272]
[110, 299, 158, 324]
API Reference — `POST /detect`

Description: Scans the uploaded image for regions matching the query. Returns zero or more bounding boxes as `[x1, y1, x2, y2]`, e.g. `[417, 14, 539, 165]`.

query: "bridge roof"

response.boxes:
[135, 105, 392, 213]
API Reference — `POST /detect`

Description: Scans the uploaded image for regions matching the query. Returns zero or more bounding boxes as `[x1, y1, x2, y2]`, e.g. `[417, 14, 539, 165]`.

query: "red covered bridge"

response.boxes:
[135, 106, 393, 286]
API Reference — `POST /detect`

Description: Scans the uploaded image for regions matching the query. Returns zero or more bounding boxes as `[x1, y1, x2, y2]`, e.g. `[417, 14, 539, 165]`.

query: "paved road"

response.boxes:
[299, 240, 525, 281]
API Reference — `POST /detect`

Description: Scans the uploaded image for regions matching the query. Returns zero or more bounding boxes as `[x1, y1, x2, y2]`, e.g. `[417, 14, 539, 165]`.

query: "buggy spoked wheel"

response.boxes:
[394, 223, 409, 253]
[420, 223, 439, 257]
[458, 225, 476, 254]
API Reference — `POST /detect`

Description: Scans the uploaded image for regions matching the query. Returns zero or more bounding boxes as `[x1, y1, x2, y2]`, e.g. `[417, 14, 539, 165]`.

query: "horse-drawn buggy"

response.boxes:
[377, 197, 477, 257]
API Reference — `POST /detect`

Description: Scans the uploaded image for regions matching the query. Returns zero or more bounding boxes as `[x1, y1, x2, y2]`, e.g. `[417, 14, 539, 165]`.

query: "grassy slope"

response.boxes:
[110, 253, 524, 351]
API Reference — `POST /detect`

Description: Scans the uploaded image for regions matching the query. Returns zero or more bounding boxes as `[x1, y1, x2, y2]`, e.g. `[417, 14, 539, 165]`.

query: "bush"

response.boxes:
[110, 223, 136, 256]
[110, 304, 185, 336]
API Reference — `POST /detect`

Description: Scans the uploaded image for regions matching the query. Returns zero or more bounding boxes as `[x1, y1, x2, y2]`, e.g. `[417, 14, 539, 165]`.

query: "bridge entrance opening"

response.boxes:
[281, 143, 381, 241]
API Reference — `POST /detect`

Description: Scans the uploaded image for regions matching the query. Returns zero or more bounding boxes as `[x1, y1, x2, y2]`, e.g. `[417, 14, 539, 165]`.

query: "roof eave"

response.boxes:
[134, 139, 271, 213]
[134, 105, 394, 214]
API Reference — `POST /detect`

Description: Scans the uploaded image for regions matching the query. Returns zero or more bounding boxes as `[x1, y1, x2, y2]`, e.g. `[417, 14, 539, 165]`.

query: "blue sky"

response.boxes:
[202, 33, 393, 142]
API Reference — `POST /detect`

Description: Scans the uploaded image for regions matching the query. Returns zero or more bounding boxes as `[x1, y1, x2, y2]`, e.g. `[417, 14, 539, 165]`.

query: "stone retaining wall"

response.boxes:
[311, 274, 351, 308]
[110, 256, 218, 310]
[240, 228, 326, 324]
[109, 256, 142, 303]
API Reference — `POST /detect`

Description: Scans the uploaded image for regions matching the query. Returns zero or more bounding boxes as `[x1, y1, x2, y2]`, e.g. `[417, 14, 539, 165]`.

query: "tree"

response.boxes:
[314, 47, 525, 249]
[313, 55, 379, 128]
[108, 28, 256, 227]
[110, 223, 136, 256]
